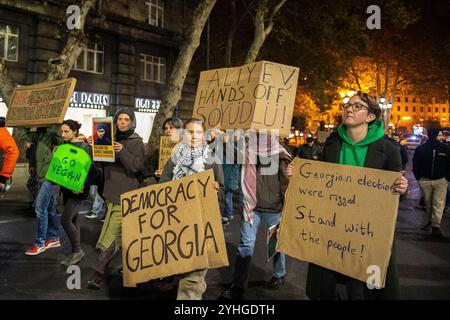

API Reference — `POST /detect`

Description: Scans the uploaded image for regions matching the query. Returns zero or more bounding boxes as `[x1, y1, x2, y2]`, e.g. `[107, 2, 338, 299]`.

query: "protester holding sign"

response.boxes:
[87, 108, 145, 289]
[58, 120, 98, 267]
[220, 131, 292, 300]
[22, 125, 63, 256]
[152, 117, 183, 179]
[293, 91, 408, 300]
[159, 118, 224, 300]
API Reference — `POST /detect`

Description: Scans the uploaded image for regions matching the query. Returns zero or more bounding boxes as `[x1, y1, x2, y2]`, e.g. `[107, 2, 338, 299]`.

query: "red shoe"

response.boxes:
[44, 239, 61, 249]
[25, 245, 46, 256]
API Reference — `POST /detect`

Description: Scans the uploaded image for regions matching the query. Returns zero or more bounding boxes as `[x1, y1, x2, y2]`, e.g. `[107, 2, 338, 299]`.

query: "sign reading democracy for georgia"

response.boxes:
[120, 169, 229, 287]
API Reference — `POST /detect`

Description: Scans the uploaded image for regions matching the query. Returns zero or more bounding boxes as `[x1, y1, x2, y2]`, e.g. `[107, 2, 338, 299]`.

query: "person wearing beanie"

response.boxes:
[87, 107, 145, 289]
[288, 91, 408, 300]
[413, 127, 450, 238]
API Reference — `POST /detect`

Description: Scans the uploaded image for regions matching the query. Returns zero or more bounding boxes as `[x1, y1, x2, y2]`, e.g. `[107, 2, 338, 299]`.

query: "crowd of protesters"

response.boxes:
[5, 90, 450, 301]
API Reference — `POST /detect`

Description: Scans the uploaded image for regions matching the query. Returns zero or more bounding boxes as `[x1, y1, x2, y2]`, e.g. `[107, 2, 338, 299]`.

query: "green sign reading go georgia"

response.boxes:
[45, 144, 92, 192]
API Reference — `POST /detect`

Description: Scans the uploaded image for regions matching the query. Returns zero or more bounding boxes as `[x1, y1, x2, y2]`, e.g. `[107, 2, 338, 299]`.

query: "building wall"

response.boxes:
[0, 0, 204, 142]
[391, 93, 450, 131]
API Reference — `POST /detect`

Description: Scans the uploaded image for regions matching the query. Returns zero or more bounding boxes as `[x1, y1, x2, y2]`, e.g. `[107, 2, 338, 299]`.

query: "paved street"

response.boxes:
[1, 152, 449, 300]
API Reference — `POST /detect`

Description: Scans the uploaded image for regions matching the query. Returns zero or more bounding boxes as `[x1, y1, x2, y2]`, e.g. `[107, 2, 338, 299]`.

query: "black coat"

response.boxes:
[306, 132, 402, 300]
[412, 140, 450, 181]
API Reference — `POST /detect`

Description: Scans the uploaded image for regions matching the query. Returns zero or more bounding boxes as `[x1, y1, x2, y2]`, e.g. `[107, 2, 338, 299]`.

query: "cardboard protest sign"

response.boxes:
[121, 169, 228, 287]
[192, 61, 299, 137]
[158, 136, 181, 171]
[45, 144, 92, 192]
[6, 78, 76, 127]
[277, 158, 401, 288]
[92, 117, 115, 162]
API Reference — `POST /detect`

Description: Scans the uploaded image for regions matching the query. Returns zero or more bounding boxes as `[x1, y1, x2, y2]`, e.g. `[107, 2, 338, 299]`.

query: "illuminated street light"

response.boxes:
[348, 90, 355, 97]
[343, 97, 350, 104]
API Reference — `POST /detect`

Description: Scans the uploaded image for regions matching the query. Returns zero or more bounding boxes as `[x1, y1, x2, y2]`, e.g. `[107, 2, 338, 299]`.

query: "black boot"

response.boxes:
[219, 256, 251, 300]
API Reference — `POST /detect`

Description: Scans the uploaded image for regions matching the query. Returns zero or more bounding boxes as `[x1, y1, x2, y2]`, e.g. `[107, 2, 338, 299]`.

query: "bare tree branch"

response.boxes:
[47, 0, 97, 81]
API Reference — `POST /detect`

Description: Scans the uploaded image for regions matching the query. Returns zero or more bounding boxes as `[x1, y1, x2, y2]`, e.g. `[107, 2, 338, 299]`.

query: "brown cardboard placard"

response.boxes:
[6, 78, 77, 127]
[158, 136, 181, 171]
[192, 61, 299, 137]
[121, 169, 228, 287]
[277, 158, 401, 288]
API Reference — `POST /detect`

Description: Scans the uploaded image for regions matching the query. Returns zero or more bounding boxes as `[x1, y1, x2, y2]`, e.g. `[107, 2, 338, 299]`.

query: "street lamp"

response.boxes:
[378, 97, 392, 130]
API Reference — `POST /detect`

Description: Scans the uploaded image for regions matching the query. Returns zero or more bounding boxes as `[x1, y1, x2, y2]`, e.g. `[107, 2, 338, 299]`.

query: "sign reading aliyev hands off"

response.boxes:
[192, 61, 299, 136]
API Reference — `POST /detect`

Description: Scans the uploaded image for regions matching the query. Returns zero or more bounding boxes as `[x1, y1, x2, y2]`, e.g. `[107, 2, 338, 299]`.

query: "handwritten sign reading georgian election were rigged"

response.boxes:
[120, 170, 229, 287]
[277, 158, 401, 287]
[192, 61, 299, 137]
[6, 78, 77, 127]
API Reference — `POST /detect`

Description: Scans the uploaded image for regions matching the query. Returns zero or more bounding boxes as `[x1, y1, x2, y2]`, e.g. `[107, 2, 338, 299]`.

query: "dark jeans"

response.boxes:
[61, 198, 87, 253]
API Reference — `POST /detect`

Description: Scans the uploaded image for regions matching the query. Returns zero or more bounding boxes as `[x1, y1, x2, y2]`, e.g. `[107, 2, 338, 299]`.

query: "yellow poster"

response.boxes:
[92, 117, 115, 162]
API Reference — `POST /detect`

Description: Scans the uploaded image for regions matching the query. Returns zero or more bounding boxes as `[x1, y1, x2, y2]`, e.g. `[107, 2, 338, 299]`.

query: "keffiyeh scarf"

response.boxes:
[172, 142, 209, 180]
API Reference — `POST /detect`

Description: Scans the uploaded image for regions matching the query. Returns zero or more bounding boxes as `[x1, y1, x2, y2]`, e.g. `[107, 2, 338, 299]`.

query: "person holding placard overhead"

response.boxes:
[22, 125, 63, 256]
[220, 130, 292, 300]
[288, 91, 408, 300]
[58, 120, 98, 266]
[87, 108, 145, 290]
[159, 118, 224, 300]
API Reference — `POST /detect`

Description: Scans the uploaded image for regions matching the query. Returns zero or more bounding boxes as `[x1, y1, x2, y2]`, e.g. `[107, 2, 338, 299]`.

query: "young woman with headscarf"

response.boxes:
[87, 108, 145, 289]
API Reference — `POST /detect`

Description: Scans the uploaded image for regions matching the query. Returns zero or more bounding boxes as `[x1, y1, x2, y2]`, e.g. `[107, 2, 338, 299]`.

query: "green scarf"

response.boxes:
[337, 119, 385, 167]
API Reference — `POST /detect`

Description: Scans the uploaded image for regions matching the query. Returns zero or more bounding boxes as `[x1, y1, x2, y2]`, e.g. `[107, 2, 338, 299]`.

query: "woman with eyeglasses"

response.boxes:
[288, 91, 408, 300]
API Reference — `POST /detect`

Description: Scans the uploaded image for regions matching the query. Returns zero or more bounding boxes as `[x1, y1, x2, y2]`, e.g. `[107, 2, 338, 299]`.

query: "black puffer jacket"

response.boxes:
[412, 140, 450, 181]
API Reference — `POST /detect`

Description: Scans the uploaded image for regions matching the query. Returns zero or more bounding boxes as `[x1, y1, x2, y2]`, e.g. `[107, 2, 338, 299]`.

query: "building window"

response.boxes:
[390, 115, 393, 120]
[428, 107, 431, 112]
[435, 107, 438, 113]
[74, 42, 104, 74]
[405, 106, 408, 112]
[413, 106, 416, 112]
[0, 24, 19, 62]
[443, 108, 446, 113]
[396, 97, 401, 102]
[420, 107, 424, 112]
[146, 0, 164, 27]
[397, 115, 401, 121]
[397, 106, 400, 112]
[413, 98, 416, 103]
[140, 54, 166, 83]
[405, 97, 409, 102]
